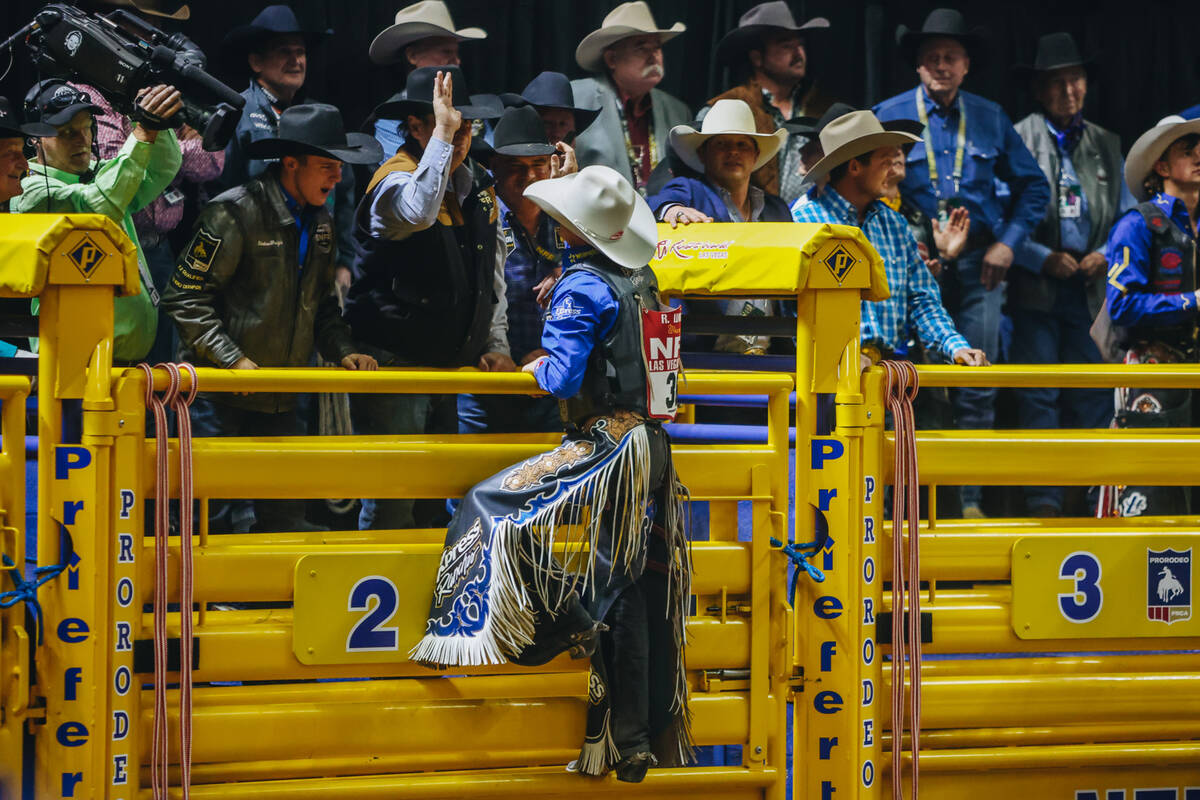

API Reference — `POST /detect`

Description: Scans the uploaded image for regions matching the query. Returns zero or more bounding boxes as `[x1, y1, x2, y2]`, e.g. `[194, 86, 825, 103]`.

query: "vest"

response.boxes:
[345, 147, 499, 366]
[562, 261, 662, 425]
[1128, 200, 1198, 346]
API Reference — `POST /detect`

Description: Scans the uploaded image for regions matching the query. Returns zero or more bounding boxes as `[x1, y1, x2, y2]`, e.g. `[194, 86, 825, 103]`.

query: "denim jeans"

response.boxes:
[190, 395, 310, 533]
[350, 390, 434, 530]
[1008, 282, 1112, 512]
[457, 393, 562, 434]
[946, 248, 1004, 509]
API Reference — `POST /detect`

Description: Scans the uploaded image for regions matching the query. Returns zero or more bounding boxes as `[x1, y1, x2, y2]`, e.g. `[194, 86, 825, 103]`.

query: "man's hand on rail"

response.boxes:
[478, 351, 517, 372]
[952, 347, 989, 366]
[664, 206, 713, 228]
[341, 353, 379, 370]
[229, 355, 258, 395]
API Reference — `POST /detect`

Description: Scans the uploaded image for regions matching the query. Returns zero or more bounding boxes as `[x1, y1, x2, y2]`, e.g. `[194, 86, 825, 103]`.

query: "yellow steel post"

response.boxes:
[0, 379, 30, 796]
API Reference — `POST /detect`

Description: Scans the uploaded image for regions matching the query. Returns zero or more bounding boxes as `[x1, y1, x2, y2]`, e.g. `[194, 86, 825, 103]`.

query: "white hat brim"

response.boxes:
[804, 131, 921, 187]
[669, 126, 788, 174]
[575, 23, 686, 73]
[369, 22, 487, 65]
[524, 174, 658, 269]
[1125, 118, 1200, 201]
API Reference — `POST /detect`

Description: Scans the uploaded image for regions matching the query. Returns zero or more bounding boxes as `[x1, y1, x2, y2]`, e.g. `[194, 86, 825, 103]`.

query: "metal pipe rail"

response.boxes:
[915, 362, 1200, 387]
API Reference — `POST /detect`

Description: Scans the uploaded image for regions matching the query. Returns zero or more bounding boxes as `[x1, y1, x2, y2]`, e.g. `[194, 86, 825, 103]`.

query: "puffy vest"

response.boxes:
[562, 261, 675, 425]
[1129, 201, 1197, 346]
[345, 148, 499, 366]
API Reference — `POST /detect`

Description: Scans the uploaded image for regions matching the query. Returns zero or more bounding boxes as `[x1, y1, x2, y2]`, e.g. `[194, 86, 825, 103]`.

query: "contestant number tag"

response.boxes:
[641, 306, 682, 420]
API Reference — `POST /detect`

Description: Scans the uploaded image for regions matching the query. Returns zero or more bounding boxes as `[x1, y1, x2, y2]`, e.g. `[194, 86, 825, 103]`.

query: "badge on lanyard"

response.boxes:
[640, 305, 682, 421]
[1059, 176, 1083, 219]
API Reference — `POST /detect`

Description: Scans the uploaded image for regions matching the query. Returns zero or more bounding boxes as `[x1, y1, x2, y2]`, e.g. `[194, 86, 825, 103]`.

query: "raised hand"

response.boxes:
[932, 206, 970, 261]
[432, 70, 463, 143]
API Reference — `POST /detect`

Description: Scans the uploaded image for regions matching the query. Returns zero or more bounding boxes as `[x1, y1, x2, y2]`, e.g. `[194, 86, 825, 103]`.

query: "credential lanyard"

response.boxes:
[915, 85, 967, 197]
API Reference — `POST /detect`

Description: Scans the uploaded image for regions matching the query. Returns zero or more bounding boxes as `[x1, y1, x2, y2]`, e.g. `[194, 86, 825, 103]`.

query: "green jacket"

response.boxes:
[14, 130, 181, 361]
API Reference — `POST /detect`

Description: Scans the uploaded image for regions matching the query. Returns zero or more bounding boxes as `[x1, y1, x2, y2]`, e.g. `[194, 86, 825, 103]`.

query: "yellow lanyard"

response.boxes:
[915, 85, 967, 196]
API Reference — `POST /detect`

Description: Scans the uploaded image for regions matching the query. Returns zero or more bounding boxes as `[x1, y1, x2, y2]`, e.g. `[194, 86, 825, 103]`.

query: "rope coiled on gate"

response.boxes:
[882, 360, 922, 800]
[139, 362, 197, 800]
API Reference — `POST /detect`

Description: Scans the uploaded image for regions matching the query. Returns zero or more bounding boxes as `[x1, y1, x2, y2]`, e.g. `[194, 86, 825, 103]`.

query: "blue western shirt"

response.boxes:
[1105, 191, 1198, 327]
[873, 87, 1050, 252]
[534, 254, 620, 398]
[498, 196, 569, 360]
[792, 184, 969, 359]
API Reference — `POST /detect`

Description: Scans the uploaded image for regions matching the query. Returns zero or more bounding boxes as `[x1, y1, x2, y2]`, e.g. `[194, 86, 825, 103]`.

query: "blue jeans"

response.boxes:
[947, 248, 1004, 509]
[1009, 283, 1112, 512]
[457, 393, 562, 434]
[351, 391, 434, 530]
[190, 395, 311, 533]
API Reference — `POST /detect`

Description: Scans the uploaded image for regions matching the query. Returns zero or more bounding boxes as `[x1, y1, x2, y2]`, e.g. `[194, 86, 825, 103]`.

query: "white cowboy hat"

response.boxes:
[524, 166, 657, 269]
[575, 1, 686, 73]
[669, 99, 788, 174]
[1124, 115, 1200, 201]
[369, 0, 487, 66]
[803, 110, 921, 187]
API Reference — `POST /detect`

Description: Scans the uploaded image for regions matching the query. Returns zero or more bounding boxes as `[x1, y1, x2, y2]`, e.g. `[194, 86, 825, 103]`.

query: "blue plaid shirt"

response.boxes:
[792, 185, 969, 359]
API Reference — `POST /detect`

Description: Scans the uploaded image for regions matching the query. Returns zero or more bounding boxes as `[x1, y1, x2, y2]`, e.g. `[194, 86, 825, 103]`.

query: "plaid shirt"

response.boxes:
[74, 85, 225, 239]
[792, 185, 969, 359]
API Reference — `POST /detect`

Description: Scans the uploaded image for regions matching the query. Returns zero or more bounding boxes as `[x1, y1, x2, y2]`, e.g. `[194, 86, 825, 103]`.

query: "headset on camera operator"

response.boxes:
[12, 79, 182, 364]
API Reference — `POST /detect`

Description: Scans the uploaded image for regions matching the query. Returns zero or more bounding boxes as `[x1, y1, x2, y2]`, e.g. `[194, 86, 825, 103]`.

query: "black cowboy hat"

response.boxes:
[783, 101, 857, 136]
[244, 103, 382, 164]
[222, 5, 332, 56]
[896, 8, 986, 66]
[471, 105, 557, 167]
[714, 1, 829, 67]
[0, 95, 56, 138]
[1011, 32, 1094, 81]
[372, 65, 500, 121]
[24, 81, 103, 128]
[516, 72, 600, 134]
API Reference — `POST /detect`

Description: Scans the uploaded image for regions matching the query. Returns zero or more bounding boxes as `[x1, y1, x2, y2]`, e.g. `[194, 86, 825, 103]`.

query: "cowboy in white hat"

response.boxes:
[1007, 32, 1134, 517]
[414, 164, 692, 784]
[648, 98, 793, 354]
[793, 110, 986, 374]
[874, 9, 1047, 517]
[1096, 115, 1200, 517]
[707, 0, 833, 204]
[569, 1, 691, 195]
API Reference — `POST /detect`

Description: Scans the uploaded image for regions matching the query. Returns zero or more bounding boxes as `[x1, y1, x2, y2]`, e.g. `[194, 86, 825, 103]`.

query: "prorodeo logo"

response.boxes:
[66, 234, 107, 279]
[1147, 547, 1191, 624]
[823, 243, 859, 285]
[654, 239, 733, 261]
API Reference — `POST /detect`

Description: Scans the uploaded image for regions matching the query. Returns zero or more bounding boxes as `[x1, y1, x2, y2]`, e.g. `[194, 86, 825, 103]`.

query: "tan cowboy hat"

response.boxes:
[575, 1, 686, 73]
[525, 166, 657, 269]
[369, 0, 487, 66]
[669, 99, 787, 174]
[1124, 115, 1200, 201]
[804, 110, 921, 186]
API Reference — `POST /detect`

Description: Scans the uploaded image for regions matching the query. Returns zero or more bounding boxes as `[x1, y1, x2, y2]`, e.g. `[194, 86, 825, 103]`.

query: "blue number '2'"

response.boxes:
[346, 576, 399, 652]
[1058, 551, 1103, 623]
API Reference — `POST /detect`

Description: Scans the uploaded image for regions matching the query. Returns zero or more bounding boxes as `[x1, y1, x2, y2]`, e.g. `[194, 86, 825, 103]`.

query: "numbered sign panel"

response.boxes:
[293, 552, 440, 664]
[1011, 535, 1200, 639]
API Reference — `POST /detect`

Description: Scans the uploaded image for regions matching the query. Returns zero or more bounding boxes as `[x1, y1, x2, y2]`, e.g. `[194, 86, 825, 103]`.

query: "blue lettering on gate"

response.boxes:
[55, 446, 91, 479]
[811, 439, 844, 469]
[346, 576, 400, 652]
[822, 781, 837, 799]
[818, 488, 837, 510]
[814, 596, 843, 619]
[119, 489, 135, 519]
[819, 737, 838, 759]
[61, 773, 83, 796]
[813, 691, 843, 714]
[823, 535, 836, 571]
[66, 550, 81, 591]
[64, 667, 82, 701]
[56, 721, 88, 746]
[1058, 551, 1103, 623]
[58, 618, 89, 643]
[864, 475, 875, 503]
[820, 641, 837, 672]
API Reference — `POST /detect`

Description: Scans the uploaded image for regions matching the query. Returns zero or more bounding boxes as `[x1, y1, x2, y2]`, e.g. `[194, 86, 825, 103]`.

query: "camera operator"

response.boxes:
[13, 80, 182, 364]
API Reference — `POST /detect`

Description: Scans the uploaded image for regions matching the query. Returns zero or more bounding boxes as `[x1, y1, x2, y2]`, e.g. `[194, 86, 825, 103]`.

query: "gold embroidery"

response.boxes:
[502, 440, 596, 491]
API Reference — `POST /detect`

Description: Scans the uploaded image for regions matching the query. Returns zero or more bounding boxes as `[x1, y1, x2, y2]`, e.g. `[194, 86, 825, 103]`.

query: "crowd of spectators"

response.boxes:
[1, 0, 1197, 522]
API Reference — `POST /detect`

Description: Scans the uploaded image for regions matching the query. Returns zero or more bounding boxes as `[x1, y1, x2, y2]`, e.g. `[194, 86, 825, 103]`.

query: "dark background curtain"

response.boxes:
[0, 0, 1195, 158]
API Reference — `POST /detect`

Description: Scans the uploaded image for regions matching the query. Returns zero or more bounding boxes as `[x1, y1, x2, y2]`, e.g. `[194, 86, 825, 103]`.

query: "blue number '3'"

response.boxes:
[1058, 551, 1103, 623]
[346, 576, 400, 652]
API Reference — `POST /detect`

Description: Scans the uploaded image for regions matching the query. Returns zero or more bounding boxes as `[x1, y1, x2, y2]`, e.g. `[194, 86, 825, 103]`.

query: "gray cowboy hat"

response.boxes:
[714, 1, 829, 67]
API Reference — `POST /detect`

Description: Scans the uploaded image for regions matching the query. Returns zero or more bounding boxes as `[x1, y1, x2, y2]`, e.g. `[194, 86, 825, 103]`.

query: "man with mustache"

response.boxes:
[1096, 116, 1200, 517]
[162, 104, 380, 533]
[0, 97, 54, 211]
[15, 80, 182, 365]
[570, 1, 691, 195]
[707, 1, 833, 205]
[219, 5, 358, 293]
[874, 8, 1048, 518]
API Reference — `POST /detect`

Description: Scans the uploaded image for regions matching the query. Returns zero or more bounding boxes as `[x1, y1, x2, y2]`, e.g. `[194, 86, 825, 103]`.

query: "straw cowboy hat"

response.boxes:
[245, 104, 383, 164]
[575, 1, 686, 73]
[369, 1, 487, 66]
[525, 165, 656, 269]
[714, 1, 829, 67]
[803, 110, 921, 186]
[1124, 115, 1200, 201]
[668, 98, 787, 174]
[895, 8, 985, 66]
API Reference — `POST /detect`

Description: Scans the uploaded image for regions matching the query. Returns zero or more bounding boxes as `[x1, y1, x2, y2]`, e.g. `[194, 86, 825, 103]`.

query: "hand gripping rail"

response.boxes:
[882, 361, 922, 800]
[138, 363, 198, 800]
